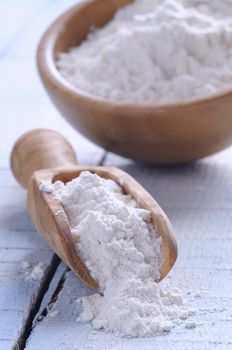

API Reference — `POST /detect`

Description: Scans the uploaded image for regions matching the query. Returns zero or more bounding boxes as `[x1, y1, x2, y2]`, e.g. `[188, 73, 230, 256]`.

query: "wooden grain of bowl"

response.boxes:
[37, 0, 232, 164]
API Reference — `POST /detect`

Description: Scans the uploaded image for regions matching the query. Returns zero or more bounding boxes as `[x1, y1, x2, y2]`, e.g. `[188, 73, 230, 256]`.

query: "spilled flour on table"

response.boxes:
[41, 171, 199, 337]
[47, 309, 59, 318]
[21, 261, 31, 269]
[23, 262, 45, 281]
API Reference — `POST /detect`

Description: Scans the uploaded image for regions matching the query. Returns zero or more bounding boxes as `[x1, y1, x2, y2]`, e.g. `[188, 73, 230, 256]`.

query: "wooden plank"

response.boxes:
[0, 0, 102, 168]
[0, 1, 104, 349]
[25, 272, 232, 350]
[26, 147, 232, 349]
[0, 0, 46, 55]
[4, 0, 80, 60]
[0, 171, 57, 350]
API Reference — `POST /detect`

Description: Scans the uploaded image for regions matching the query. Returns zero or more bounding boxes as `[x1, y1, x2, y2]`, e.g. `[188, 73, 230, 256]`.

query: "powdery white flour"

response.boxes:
[24, 263, 44, 281]
[57, 0, 232, 104]
[42, 171, 197, 337]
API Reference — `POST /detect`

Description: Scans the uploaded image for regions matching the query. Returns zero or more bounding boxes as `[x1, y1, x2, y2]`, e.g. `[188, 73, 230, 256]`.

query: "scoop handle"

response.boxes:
[11, 129, 77, 188]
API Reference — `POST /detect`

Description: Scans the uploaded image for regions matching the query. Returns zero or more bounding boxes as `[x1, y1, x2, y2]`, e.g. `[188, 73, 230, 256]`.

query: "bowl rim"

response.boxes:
[37, 0, 232, 112]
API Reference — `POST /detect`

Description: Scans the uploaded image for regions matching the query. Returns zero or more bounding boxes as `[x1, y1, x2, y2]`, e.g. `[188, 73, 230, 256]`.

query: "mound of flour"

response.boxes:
[57, 0, 232, 104]
[44, 171, 195, 337]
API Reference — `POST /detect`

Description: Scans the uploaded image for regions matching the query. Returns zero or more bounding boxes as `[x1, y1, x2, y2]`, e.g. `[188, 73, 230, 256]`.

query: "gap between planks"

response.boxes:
[33, 265, 68, 325]
[14, 254, 60, 350]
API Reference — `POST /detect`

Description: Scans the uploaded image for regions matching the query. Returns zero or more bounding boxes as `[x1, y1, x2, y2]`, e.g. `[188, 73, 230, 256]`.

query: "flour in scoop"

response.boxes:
[42, 171, 196, 337]
[57, 0, 232, 104]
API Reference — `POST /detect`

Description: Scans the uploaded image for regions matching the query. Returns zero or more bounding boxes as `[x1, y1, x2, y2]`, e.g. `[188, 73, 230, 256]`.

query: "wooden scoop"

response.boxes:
[11, 129, 177, 290]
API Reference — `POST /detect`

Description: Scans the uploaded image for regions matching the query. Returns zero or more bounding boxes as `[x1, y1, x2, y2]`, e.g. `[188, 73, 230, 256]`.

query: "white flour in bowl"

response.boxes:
[42, 171, 196, 337]
[57, 0, 232, 104]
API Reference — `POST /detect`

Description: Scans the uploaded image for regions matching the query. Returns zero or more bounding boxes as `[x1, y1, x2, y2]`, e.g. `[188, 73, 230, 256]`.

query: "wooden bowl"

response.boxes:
[37, 0, 232, 164]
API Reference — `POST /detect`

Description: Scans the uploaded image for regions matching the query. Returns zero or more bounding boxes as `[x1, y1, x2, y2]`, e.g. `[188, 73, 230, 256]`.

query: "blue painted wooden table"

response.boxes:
[1, 1, 232, 349]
